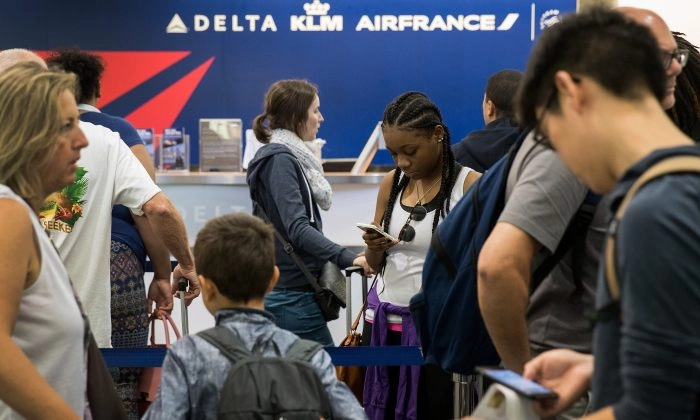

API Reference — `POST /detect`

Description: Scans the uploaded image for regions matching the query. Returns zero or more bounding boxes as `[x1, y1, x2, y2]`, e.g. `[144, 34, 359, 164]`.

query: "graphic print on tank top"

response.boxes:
[40, 167, 88, 233]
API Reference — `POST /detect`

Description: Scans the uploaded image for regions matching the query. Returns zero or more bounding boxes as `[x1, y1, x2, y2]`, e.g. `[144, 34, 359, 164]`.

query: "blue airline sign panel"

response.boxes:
[0, 0, 575, 165]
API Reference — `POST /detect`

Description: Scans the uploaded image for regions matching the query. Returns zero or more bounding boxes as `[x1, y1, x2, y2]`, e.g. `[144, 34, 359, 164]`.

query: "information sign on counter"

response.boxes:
[199, 118, 243, 172]
[137, 128, 158, 169]
[161, 127, 189, 171]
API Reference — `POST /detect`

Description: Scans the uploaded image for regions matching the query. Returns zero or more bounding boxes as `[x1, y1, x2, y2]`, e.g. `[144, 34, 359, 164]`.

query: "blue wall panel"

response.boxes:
[0, 0, 575, 165]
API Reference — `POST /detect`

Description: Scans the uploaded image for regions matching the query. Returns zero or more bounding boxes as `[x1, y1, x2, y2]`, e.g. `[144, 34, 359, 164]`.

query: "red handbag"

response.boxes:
[138, 312, 181, 415]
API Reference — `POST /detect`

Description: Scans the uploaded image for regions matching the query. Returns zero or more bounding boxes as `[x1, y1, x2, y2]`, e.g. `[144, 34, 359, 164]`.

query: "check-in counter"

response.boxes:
[157, 171, 385, 247]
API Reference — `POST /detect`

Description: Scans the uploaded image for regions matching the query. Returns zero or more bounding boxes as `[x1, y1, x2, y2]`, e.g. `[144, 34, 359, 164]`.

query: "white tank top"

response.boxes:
[0, 186, 86, 418]
[368, 166, 471, 323]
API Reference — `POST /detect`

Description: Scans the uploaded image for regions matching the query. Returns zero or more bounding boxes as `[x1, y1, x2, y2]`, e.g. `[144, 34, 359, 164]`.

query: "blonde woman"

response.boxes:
[0, 62, 89, 418]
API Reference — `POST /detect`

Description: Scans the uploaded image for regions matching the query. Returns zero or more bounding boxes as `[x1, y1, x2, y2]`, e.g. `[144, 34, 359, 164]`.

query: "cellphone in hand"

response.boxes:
[356, 222, 399, 243]
[477, 367, 558, 400]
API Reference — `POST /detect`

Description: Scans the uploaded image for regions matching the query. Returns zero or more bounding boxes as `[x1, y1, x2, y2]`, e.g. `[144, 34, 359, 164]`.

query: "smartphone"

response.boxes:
[477, 367, 558, 400]
[356, 222, 399, 243]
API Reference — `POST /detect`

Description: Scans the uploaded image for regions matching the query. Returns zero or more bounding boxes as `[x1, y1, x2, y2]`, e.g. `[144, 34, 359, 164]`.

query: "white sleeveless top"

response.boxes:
[368, 166, 471, 324]
[0, 186, 86, 418]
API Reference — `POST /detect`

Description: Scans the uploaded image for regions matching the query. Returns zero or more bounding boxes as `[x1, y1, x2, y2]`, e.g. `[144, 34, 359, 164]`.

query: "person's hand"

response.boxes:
[171, 264, 200, 305]
[147, 277, 174, 316]
[352, 255, 374, 276]
[523, 349, 593, 418]
[362, 222, 398, 252]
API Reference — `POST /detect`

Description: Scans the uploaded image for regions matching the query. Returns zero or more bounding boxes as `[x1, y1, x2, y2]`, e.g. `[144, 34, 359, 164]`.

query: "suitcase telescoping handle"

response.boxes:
[344, 266, 364, 334]
[178, 279, 189, 336]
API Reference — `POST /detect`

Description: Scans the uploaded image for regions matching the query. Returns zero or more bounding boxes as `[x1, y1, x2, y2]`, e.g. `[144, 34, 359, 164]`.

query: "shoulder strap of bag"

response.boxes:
[253, 200, 323, 293]
[605, 155, 700, 301]
[530, 191, 601, 293]
[348, 273, 379, 333]
[198, 326, 252, 362]
[285, 338, 323, 362]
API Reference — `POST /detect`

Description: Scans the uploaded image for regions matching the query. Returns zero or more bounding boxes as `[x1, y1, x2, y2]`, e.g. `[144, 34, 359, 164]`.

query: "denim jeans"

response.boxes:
[264, 289, 334, 346]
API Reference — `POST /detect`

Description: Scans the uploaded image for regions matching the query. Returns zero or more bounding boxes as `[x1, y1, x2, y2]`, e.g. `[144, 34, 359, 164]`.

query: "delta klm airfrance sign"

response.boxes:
[165, 0, 521, 33]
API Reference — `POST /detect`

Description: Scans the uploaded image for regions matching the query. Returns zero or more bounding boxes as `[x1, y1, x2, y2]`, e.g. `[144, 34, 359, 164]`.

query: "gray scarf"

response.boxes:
[270, 129, 333, 210]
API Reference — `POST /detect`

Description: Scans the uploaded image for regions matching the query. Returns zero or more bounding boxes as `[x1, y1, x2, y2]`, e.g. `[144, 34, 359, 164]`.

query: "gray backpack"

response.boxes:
[198, 326, 333, 420]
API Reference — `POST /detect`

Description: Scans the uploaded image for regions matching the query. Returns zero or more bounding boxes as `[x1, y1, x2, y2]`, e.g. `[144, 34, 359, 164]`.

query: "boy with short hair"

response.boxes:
[143, 213, 365, 419]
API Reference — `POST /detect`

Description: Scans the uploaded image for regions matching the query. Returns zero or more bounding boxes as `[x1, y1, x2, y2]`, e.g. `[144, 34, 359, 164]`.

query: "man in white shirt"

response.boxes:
[0, 48, 199, 347]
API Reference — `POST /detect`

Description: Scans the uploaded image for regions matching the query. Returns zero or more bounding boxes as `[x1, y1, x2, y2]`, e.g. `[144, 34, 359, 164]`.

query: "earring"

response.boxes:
[438, 137, 444, 142]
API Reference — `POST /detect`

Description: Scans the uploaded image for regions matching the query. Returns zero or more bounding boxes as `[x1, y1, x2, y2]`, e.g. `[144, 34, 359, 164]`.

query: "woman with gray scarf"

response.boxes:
[246, 79, 370, 346]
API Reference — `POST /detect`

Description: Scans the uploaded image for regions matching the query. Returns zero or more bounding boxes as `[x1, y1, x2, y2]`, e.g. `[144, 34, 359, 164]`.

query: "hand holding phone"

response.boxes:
[477, 367, 558, 400]
[356, 222, 399, 243]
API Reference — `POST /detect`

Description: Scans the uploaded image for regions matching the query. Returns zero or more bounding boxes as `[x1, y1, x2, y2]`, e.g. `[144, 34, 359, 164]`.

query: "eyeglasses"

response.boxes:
[533, 87, 558, 150]
[661, 48, 689, 69]
[398, 204, 427, 242]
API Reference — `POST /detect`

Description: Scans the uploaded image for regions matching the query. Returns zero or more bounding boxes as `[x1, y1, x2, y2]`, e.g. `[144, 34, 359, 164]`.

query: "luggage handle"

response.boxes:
[178, 279, 189, 336]
[343, 266, 365, 334]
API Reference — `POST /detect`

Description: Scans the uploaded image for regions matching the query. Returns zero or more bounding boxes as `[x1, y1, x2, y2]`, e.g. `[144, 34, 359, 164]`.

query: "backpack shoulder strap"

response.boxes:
[198, 326, 252, 362]
[285, 338, 323, 363]
[530, 191, 601, 293]
[605, 155, 700, 301]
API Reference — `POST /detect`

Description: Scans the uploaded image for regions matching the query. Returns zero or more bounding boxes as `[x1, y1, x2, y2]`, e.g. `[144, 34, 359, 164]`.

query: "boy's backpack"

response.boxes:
[410, 131, 599, 375]
[198, 326, 333, 420]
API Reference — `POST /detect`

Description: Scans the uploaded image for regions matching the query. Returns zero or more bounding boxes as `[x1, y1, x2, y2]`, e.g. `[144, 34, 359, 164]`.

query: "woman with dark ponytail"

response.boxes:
[246, 79, 371, 346]
[361, 92, 480, 419]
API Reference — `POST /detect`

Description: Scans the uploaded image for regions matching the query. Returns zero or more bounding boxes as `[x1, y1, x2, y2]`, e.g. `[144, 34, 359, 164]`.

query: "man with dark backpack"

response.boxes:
[143, 213, 365, 419]
[476, 124, 607, 377]
[409, 127, 602, 374]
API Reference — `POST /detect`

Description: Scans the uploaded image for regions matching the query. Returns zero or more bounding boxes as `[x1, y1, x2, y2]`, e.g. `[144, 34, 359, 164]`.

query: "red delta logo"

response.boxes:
[37, 51, 214, 134]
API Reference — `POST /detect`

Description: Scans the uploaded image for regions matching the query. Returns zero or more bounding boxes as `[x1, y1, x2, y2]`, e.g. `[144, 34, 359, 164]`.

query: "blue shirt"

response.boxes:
[80, 108, 147, 267]
[452, 117, 522, 172]
[143, 308, 366, 419]
[592, 146, 700, 419]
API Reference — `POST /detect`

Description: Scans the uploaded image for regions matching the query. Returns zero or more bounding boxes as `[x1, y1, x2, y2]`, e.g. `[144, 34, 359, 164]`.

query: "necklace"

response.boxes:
[413, 176, 442, 205]
[397, 177, 441, 242]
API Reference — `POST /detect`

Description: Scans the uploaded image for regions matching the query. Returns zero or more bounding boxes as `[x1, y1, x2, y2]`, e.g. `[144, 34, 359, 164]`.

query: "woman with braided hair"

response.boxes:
[667, 32, 700, 142]
[361, 92, 480, 419]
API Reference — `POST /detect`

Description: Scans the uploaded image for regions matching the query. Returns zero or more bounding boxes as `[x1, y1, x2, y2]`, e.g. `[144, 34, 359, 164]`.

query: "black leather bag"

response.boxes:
[316, 261, 346, 321]
[303, 261, 347, 322]
[318, 261, 347, 319]
[314, 287, 343, 321]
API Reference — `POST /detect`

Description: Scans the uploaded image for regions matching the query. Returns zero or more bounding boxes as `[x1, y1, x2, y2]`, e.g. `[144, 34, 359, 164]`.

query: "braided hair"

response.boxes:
[667, 32, 700, 142]
[381, 92, 459, 234]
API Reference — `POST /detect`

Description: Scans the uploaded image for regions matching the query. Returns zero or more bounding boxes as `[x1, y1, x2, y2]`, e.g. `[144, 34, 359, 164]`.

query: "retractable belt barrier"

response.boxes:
[137, 264, 421, 367]
[101, 346, 423, 368]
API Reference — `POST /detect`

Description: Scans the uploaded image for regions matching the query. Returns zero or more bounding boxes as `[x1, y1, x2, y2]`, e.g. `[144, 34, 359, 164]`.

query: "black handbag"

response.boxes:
[314, 286, 344, 321]
[280, 241, 346, 322]
[254, 202, 346, 321]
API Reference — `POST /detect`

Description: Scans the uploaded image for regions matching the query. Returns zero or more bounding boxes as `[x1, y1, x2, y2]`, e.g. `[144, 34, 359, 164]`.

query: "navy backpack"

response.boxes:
[410, 131, 598, 374]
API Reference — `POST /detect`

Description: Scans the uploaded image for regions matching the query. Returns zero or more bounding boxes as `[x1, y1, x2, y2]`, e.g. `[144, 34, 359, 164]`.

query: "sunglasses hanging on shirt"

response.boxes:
[398, 204, 427, 242]
[396, 175, 441, 242]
